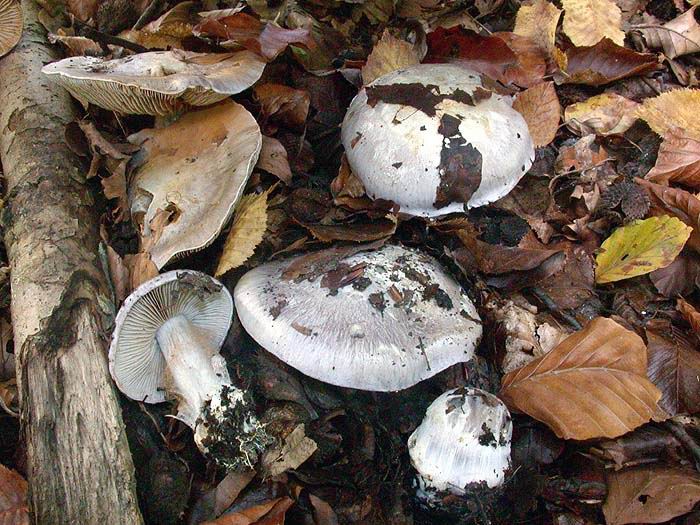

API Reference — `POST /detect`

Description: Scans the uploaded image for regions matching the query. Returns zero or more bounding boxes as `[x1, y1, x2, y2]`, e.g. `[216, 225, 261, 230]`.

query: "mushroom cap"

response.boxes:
[109, 270, 233, 404]
[0, 0, 22, 58]
[234, 243, 482, 391]
[129, 99, 261, 268]
[41, 50, 265, 115]
[408, 387, 512, 495]
[341, 64, 535, 217]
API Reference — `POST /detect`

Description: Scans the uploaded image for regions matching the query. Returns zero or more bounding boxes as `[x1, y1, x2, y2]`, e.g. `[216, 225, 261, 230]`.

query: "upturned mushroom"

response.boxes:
[341, 63, 535, 217]
[408, 387, 512, 508]
[233, 243, 482, 391]
[0, 0, 22, 58]
[42, 49, 265, 115]
[109, 270, 269, 469]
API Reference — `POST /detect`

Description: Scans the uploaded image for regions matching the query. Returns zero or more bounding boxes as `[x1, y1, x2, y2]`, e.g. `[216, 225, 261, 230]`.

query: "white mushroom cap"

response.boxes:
[0, 0, 22, 59]
[109, 270, 233, 404]
[341, 64, 535, 217]
[41, 50, 265, 115]
[234, 244, 482, 391]
[408, 387, 512, 499]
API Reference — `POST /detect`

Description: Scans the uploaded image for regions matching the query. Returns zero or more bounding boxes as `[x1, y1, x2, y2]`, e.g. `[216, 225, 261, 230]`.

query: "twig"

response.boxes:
[73, 18, 148, 54]
[132, 0, 166, 31]
[664, 419, 700, 471]
[528, 286, 583, 330]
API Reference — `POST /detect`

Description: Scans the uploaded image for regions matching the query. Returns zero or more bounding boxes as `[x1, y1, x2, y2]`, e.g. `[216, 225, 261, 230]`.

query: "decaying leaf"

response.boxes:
[257, 136, 293, 184]
[677, 298, 700, 337]
[0, 0, 22, 59]
[500, 317, 664, 440]
[123, 252, 159, 291]
[595, 216, 692, 284]
[362, 30, 422, 85]
[301, 218, 397, 243]
[0, 464, 29, 525]
[564, 93, 639, 136]
[216, 188, 271, 277]
[650, 252, 700, 296]
[261, 424, 317, 477]
[513, 81, 561, 147]
[637, 89, 700, 141]
[561, 0, 625, 47]
[254, 84, 310, 131]
[603, 466, 700, 525]
[640, 7, 700, 59]
[514, 0, 562, 55]
[646, 127, 700, 188]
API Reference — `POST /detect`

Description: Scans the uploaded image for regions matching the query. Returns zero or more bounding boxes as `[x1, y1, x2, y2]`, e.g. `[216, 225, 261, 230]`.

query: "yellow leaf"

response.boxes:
[564, 93, 639, 136]
[361, 30, 422, 85]
[512, 81, 561, 147]
[595, 216, 692, 284]
[514, 0, 562, 54]
[215, 189, 270, 277]
[561, 0, 625, 47]
[637, 89, 700, 141]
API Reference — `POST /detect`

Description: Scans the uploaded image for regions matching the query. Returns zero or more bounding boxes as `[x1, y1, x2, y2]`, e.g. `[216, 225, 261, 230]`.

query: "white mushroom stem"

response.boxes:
[155, 315, 235, 429]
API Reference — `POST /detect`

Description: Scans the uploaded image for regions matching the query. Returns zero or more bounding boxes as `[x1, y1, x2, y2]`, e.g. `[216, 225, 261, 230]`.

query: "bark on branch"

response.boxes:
[0, 1, 143, 523]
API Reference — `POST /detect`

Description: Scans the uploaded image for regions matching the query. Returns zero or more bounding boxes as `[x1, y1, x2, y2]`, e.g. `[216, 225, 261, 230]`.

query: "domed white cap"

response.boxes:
[109, 270, 233, 404]
[341, 64, 535, 217]
[408, 387, 512, 497]
[234, 244, 482, 391]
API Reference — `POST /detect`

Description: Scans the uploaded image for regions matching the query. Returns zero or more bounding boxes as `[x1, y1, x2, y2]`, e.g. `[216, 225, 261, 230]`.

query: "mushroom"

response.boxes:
[129, 99, 261, 269]
[341, 63, 535, 217]
[408, 387, 512, 507]
[0, 0, 22, 59]
[41, 50, 265, 115]
[109, 270, 269, 469]
[233, 243, 482, 391]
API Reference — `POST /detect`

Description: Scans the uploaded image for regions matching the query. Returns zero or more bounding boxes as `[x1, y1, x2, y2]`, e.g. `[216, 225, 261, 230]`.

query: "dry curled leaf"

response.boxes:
[603, 466, 700, 525]
[500, 317, 664, 440]
[514, 0, 562, 55]
[637, 89, 700, 141]
[564, 93, 639, 136]
[646, 127, 700, 188]
[261, 424, 317, 477]
[513, 81, 561, 147]
[640, 7, 700, 59]
[216, 189, 270, 277]
[254, 84, 310, 131]
[257, 136, 293, 184]
[561, 0, 625, 47]
[362, 30, 422, 85]
[0, 464, 29, 525]
[678, 298, 700, 337]
[595, 216, 692, 284]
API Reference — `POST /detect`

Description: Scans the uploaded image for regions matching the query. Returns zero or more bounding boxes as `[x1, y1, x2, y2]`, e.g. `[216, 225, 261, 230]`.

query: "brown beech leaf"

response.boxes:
[646, 329, 700, 415]
[308, 494, 339, 525]
[593, 425, 685, 470]
[564, 93, 639, 136]
[257, 137, 292, 184]
[603, 466, 700, 525]
[640, 7, 700, 59]
[513, 81, 561, 147]
[561, 0, 624, 46]
[650, 252, 700, 296]
[254, 84, 310, 131]
[500, 317, 664, 440]
[514, 0, 563, 55]
[362, 30, 422, 85]
[0, 464, 29, 525]
[203, 496, 294, 525]
[678, 298, 700, 337]
[301, 218, 397, 243]
[637, 89, 700, 140]
[636, 177, 700, 254]
[559, 39, 661, 86]
[123, 253, 159, 292]
[646, 127, 700, 189]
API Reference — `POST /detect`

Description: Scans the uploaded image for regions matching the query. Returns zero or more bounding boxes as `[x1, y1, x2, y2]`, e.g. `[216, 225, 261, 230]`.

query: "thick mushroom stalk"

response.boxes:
[109, 270, 270, 470]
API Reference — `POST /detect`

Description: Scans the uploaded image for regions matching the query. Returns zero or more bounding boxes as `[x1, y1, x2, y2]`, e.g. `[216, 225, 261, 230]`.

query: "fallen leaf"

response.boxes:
[559, 39, 660, 86]
[0, 464, 29, 525]
[513, 81, 561, 147]
[640, 7, 700, 59]
[593, 425, 684, 470]
[254, 84, 310, 131]
[214, 470, 256, 517]
[123, 253, 159, 291]
[106, 244, 129, 304]
[500, 317, 663, 440]
[514, 0, 563, 55]
[66, 0, 97, 21]
[646, 127, 700, 189]
[308, 494, 339, 525]
[595, 216, 692, 284]
[301, 219, 397, 243]
[203, 497, 294, 525]
[216, 189, 270, 277]
[286, 7, 347, 74]
[362, 30, 422, 85]
[561, 0, 625, 46]
[538, 245, 596, 309]
[603, 466, 700, 524]
[650, 252, 700, 296]
[261, 424, 317, 477]
[646, 328, 700, 415]
[637, 89, 700, 141]
[678, 298, 700, 337]
[257, 137, 293, 184]
[564, 93, 639, 136]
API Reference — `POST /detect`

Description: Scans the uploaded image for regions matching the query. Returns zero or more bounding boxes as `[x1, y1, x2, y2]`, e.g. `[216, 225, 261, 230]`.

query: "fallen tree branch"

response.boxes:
[0, 1, 143, 523]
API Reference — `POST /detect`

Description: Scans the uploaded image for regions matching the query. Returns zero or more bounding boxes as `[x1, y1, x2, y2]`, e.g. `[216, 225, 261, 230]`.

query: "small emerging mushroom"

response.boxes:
[408, 387, 512, 509]
[42, 50, 265, 115]
[0, 0, 22, 59]
[109, 270, 269, 469]
[234, 243, 482, 391]
[341, 64, 535, 217]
